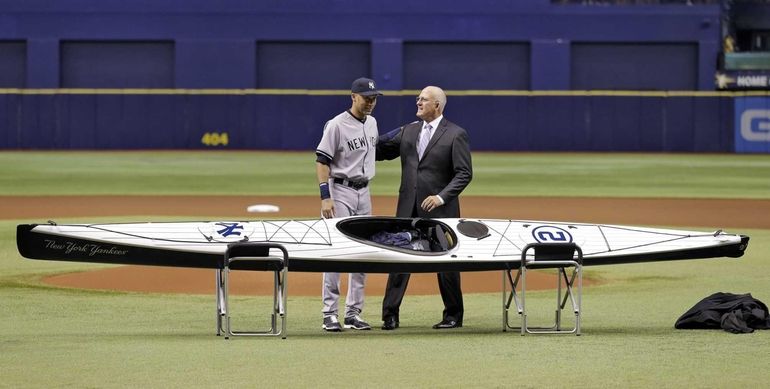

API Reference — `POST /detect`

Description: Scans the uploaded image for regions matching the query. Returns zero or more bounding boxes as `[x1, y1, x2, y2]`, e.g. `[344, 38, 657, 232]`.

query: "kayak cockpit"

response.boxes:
[336, 217, 458, 255]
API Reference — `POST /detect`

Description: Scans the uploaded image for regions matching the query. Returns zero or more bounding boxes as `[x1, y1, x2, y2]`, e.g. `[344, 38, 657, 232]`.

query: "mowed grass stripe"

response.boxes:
[2, 151, 769, 198]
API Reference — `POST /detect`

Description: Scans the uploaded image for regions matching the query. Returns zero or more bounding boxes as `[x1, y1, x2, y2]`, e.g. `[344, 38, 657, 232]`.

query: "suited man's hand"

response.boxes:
[421, 195, 443, 213]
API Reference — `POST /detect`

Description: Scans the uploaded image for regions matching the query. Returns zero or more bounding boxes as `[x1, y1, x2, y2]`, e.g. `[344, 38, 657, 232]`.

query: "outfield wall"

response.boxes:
[1, 91, 751, 152]
[0, 1, 721, 91]
[4, 2, 753, 152]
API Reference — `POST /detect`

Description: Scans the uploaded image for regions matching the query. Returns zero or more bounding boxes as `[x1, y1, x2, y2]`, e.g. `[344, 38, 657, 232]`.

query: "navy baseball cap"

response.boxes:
[351, 77, 382, 96]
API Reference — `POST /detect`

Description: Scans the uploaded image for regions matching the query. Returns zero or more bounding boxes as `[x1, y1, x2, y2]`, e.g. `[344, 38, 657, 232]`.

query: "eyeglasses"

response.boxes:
[416, 96, 433, 103]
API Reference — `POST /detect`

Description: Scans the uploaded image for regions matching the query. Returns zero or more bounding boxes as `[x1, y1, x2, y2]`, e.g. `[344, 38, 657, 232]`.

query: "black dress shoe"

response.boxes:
[432, 320, 462, 329]
[381, 318, 399, 330]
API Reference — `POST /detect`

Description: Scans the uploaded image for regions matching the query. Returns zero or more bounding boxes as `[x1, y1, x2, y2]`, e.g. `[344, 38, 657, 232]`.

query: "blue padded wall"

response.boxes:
[256, 42, 370, 89]
[0, 1, 744, 152]
[60, 41, 175, 88]
[0, 41, 26, 87]
[0, 92, 735, 152]
[403, 43, 530, 90]
[571, 43, 699, 90]
[175, 40, 255, 89]
[0, 1, 723, 90]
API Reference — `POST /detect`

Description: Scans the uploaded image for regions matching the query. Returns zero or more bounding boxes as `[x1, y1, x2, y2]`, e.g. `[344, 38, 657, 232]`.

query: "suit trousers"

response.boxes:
[381, 272, 463, 323]
[381, 204, 464, 324]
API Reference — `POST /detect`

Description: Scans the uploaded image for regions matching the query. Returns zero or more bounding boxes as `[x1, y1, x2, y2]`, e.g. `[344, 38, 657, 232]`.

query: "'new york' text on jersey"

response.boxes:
[315, 110, 378, 181]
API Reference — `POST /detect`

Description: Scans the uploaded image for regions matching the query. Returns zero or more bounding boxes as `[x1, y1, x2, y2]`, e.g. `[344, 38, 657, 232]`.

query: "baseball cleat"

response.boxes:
[322, 315, 342, 332]
[343, 315, 371, 330]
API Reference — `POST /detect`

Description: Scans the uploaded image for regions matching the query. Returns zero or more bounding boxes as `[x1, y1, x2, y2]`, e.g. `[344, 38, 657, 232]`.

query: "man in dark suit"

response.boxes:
[376, 85, 473, 330]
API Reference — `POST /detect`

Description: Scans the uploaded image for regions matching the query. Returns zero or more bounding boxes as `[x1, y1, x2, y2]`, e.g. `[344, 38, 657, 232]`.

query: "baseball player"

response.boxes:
[315, 77, 382, 331]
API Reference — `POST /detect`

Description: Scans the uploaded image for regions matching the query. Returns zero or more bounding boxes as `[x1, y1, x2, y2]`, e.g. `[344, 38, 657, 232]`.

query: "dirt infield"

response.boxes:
[6, 195, 767, 296]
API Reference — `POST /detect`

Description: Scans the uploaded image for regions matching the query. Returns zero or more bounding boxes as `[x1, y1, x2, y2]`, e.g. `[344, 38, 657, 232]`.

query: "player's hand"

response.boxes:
[321, 199, 335, 219]
[420, 195, 442, 213]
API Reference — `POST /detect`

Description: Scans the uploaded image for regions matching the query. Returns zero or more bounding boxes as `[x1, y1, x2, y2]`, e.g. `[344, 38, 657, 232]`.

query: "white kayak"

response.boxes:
[16, 216, 749, 273]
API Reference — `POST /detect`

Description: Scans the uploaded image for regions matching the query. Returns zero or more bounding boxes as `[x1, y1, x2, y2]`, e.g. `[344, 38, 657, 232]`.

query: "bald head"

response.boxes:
[416, 86, 447, 122]
[424, 86, 447, 112]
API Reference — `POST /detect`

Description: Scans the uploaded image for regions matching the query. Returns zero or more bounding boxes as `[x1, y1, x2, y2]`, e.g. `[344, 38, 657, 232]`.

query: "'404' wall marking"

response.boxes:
[201, 132, 229, 146]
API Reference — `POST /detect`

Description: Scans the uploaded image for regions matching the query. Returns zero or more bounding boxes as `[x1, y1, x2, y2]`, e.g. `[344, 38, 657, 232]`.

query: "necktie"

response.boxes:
[417, 123, 432, 160]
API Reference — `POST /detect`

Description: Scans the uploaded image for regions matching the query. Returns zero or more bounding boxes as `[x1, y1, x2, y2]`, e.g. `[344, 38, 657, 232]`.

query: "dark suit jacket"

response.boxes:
[377, 118, 472, 218]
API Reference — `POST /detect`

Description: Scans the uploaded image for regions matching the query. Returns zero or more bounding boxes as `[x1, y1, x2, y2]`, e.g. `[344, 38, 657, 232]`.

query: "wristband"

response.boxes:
[319, 182, 331, 200]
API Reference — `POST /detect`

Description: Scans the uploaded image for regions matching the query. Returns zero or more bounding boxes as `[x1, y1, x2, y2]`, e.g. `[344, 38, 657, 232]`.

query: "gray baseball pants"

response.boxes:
[322, 183, 371, 318]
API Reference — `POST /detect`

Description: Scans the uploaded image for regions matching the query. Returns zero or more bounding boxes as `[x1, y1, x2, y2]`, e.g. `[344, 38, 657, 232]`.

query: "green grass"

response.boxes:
[2, 221, 769, 387]
[2, 151, 770, 198]
[2, 151, 770, 387]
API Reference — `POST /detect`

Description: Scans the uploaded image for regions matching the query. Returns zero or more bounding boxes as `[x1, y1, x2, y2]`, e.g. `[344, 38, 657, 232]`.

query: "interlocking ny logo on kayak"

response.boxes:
[216, 222, 244, 237]
[532, 226, 573, 243]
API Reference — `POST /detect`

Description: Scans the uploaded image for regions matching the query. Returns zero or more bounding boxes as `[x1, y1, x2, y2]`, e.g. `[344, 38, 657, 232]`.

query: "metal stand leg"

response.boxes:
[221, 242, 288, 339]
[502, 243, 583, 336]
[216, 269, 225, 336]
[502, 265, 524, 333]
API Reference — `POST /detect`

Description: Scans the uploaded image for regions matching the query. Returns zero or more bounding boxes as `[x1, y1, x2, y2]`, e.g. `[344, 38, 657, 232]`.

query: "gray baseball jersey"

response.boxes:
[315, 111, 378, 182]
[316, 110, 378, 320]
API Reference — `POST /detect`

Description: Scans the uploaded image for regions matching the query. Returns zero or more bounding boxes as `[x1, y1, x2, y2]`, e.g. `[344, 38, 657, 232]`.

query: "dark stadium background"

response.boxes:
[1, 0, 768, 152]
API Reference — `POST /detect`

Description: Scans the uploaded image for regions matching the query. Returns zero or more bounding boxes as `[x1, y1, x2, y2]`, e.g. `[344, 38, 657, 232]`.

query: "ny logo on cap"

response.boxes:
[369, 81, 375, 89]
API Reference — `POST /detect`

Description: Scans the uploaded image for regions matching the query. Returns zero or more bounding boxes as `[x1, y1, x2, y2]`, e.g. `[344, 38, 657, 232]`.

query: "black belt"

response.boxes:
[333, 177, 368, 190]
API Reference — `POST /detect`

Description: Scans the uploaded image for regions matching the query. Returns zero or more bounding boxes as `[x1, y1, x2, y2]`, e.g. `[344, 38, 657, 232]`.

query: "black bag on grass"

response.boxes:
[675, 292, 770, 334]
